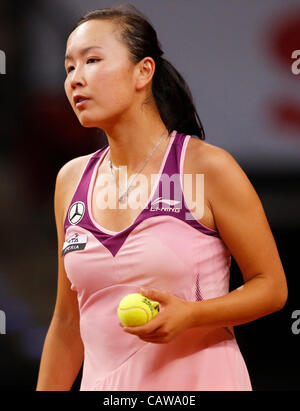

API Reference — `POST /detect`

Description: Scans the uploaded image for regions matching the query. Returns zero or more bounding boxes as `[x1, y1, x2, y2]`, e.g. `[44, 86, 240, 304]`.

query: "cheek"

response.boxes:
[64, 78, 72, 102]
[92, 64, 134, 106]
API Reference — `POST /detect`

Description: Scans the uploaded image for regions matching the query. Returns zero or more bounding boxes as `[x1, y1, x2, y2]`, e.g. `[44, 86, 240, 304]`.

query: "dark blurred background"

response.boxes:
[0, 0, 299, 391]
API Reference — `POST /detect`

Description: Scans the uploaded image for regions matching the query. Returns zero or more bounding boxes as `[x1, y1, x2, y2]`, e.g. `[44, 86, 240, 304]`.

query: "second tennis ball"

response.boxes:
[118, 293, 160, 327]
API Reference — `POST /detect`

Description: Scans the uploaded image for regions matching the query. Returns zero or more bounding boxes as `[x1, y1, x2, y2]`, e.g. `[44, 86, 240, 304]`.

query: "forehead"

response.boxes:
[66, 19, 122, 55]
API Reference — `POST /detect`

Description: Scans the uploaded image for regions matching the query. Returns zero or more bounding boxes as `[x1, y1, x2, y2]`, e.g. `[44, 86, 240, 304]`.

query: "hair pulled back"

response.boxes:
[73, 3, 205, 139]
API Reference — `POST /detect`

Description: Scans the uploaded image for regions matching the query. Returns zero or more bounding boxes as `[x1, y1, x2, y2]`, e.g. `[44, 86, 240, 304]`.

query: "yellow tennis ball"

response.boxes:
[118, 293, 160, 327]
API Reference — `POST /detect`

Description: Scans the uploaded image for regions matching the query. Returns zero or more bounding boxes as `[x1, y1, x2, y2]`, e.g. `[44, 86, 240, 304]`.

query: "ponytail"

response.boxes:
[153, 57, 205, 139]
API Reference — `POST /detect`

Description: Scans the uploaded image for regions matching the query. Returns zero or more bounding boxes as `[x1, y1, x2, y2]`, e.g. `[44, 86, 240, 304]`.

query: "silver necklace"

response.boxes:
[108, 129, 169, 204]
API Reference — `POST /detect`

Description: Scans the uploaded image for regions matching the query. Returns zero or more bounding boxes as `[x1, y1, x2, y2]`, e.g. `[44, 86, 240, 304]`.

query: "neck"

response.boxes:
[108, 128, 168, 176]
[102, 109, 170, 174]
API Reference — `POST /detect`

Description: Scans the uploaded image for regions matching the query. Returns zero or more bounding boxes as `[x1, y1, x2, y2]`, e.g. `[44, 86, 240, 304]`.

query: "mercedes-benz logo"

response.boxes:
[68, 201, 85, 225]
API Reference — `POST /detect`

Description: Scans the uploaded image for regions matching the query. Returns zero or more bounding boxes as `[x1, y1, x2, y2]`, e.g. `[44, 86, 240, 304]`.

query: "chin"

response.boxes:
[77, 109, 120, 129]
[78, 114, 100, 128]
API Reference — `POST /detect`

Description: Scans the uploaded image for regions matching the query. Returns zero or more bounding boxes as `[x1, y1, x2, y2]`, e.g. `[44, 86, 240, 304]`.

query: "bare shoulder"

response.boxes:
[187, 136, 257, 207]
[56, 152, 94, 185]
[54, 150, 97, 223]
[188, 137, 239, 170]
[188, 137, 250, 185]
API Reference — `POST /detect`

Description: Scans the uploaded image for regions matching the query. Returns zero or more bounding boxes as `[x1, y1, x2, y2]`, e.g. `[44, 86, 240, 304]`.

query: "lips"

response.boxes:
[73, 94, 90, 107]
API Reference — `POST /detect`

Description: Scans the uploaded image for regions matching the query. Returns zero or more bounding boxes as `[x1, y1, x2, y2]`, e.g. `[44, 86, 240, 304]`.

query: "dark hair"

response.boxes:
[73, 4, 205, 140]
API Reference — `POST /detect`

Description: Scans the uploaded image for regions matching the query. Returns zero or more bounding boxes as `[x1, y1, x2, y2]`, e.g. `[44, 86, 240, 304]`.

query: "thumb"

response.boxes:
[140, 288, 169, 304]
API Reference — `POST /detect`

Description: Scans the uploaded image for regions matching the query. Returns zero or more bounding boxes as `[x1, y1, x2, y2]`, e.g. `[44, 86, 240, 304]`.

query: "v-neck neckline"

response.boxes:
[87, 130, 177, 236]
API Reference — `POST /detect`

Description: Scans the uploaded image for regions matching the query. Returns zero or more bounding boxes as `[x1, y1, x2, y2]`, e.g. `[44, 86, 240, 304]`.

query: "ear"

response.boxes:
[135, 57, 156, 91]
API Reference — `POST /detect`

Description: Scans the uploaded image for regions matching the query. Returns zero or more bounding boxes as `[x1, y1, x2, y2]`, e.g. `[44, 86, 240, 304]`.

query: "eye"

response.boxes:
[66, 65, 74, 74]
[87, 58, 100, 64]
[65, 58, 100, 75]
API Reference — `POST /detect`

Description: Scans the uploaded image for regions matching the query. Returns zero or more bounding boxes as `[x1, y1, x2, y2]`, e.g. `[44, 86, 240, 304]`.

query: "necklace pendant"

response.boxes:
[118, 184, 134, 203]
[118, 193, 127, 203]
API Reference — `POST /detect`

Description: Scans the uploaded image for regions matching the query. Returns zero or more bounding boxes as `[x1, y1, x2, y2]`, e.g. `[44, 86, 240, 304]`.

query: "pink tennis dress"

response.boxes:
[62, 130, 252, 391]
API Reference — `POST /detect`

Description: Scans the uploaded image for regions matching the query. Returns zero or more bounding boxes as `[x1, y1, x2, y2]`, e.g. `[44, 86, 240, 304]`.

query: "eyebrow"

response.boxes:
[65, 46, 103, 61]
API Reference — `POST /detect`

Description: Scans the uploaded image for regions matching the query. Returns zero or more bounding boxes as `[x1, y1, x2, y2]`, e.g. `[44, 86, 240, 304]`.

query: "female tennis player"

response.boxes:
[36, 4, 288, 391]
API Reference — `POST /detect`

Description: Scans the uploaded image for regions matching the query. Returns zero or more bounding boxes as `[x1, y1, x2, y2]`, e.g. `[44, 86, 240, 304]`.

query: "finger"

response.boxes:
[123, 325, 159, 336]
[141, 340, 164, 344]
[140, 336, 169, 344]
[123, 322, 163, 336]
[140, 288, 170, 305]
[124, 314, 163, 332]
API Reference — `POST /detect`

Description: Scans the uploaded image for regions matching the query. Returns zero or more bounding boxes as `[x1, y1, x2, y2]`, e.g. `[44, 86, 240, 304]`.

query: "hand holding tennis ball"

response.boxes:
[118, 292, 160, 327]
[118, 288, 195, 344]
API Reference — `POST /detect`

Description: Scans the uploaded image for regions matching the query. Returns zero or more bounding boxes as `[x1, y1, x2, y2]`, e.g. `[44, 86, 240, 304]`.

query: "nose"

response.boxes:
[70, 67, 86, 89]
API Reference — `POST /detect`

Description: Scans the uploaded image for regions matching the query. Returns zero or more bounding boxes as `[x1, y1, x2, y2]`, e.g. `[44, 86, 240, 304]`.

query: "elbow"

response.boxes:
[278, 288, 288, 311]
[260, 268, 288, 314]
[270, 282, 288, 313]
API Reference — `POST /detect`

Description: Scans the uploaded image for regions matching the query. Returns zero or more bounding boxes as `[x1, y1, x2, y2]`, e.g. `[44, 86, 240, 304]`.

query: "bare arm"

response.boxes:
[36, 157, 88, 390]
[121, 146, 288, 343]
[188, 147, 288, 328]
